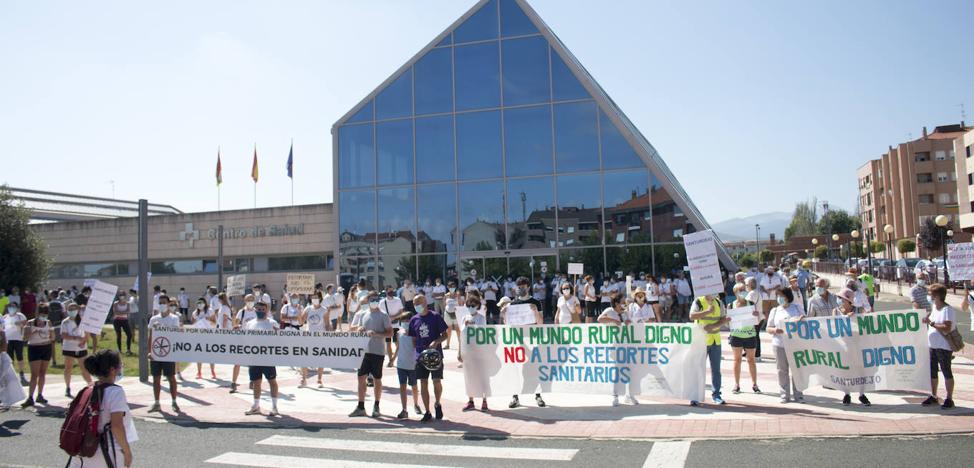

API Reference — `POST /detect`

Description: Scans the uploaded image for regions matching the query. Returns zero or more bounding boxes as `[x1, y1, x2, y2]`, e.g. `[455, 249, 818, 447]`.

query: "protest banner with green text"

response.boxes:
[462, 323, 706, 401]
[780, 309, 931, 393]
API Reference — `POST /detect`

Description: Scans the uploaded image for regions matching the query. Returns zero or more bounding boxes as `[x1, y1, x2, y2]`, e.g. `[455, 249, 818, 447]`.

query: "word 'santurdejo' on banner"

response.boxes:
[150, 327, 370, 369]
[462, 324, 706, 402]
[780, 310, 931, 393]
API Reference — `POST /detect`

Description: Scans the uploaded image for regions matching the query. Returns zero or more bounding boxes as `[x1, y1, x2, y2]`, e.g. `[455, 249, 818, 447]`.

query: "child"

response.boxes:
[395, 328, 421, 419]
[0, 335, 27, 409]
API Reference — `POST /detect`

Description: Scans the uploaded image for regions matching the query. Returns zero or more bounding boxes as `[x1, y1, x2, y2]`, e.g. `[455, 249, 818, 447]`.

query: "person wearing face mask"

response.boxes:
[177, 288, 190, 320]
[322, 284, 341, 331]
[214, 293, 232, 330]
[300, 291, 330, 388]
[407, 295, 449, 422]
[112, 291, 134, 356]
[191, 298, 218, 380]
[507, 277, 547, 409]
[442, 281, 461, 349]
[279, 293, 302, 330]
[831, 289, 872, 406]
[766, 288, 805, 403]
[61, 303, 92, 398]
[244, 301, 282, 416]
[628, 288, 657, 323]
[68, 349, 137, 468]
[229, 293, 259, 393]
[146, 297, 182, 413]
[689, 294, 730, 405]
[481, 277, 499, 325]
[21, 303, 54, 408]
[598, 294, 638, 406]
[659, 274, 675, 320]
[3, 301, 28, 385]
[556, 282, 582, 324]
[728, 284, 761, 395]
[911, 272, 932, 312]
[922, 283, 957, 409]
[380, 286, 409, 368]
[787, 276, 806, 315]
[806, 278, 838, 318]
[349, 291, 393, 418]
[0, 335, 27, 410]
[582, 275, 599, 323]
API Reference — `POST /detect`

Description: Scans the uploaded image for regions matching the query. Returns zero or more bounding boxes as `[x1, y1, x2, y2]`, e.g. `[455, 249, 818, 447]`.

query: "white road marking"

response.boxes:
[256, 434, 578, 461]
[206, 452, 460, 468]
[642, 441, 691, 468]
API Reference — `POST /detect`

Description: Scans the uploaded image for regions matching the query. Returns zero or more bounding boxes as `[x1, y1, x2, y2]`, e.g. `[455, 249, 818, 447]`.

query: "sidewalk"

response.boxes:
[19, 331, 974, 440]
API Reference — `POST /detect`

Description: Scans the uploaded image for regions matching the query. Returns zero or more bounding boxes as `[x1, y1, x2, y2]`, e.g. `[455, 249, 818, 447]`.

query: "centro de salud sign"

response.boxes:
[206, 224, 305, 240]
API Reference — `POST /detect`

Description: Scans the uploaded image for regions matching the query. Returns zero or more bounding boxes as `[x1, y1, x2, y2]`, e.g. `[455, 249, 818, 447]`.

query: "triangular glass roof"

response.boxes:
[334, 0, 737, 271]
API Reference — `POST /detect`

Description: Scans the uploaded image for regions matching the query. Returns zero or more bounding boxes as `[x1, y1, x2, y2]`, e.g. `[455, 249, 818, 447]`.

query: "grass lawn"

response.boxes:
[48, 326, 188, 377]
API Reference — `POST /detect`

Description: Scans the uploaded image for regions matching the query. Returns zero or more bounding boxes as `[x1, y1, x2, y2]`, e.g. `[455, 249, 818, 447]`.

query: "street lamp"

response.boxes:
[755, 224, 761, 254]
[884, 224, 894, 261]
[851, 230, 860, 264]
[936, 215, 949, 285]
[832, 234, 840, 261]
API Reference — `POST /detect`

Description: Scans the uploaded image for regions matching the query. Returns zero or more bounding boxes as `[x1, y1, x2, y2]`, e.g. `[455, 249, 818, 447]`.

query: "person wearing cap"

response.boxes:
[806, 278, 838, 318]
[728, 283, 760, 394]
[910, 272, 931, 312]
[689, 293, 730, 405]
[766, 288, 805, 403]
[832, 288, 871, 406]
[856, 267, 878, 309]
[628, 288, 658, 323]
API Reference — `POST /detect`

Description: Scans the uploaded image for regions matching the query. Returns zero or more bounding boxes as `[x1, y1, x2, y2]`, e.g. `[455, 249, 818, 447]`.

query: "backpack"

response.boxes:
[60, 382, 116, 460]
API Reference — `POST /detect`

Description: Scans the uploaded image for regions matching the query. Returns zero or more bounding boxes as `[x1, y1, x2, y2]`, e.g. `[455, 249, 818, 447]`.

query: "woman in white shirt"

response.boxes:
[645, 275, 662, 322]
[597, 295, 637, 406]
[69, 349, 136, 468]
[301, 291, 331, 388]
[61, 303, 92, 398]
[582, 275, 599, 323]
[216, 293, 233, 330]
[556, 282, 581, 324]
[280, 294, 303, 330]
[443, 281, 461, 349]
[21, 303, 54, 408]
[765, 288, 805, 403]
[191, 299, 218, 380]
[922, 283, 957, 409]
[628, 288, 658, 324]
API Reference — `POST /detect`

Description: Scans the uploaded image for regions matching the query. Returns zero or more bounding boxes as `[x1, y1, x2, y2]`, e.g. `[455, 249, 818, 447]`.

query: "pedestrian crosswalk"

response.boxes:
[207, 452, 460, 468]
[255, 435, 578, 461]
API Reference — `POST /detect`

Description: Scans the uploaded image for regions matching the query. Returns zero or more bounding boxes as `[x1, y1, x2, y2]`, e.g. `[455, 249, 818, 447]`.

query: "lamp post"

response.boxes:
[936, 215, 949, 285]
[884, 224, 894, 261]
[755, 224, 761, 254]
[832, 234, 840, 261]
[851, 229, 860, 267]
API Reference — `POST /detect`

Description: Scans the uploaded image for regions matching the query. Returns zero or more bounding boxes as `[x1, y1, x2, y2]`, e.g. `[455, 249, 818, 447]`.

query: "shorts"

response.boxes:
[27, 344, 52, 362]
[930, 348, 953, 379]
[358, 353, 385, 379]
[648, 300, 659, 305]
[397, 368, 417, 386]
[729, 335, 757, 349]
[282, 322, 301, 330]
[150, 361, 176, 378]
[416, 364, 444, 380]
[584, 301, 600, 318]
[5, 340, 24, 361]
[330, 319, 339, 330]
[677, 295, 690, 305]
[385, 327, 400, 343]
[248, 366, 277, 382]
[404, 300, 416, 313]
[62, 349, 88, 358]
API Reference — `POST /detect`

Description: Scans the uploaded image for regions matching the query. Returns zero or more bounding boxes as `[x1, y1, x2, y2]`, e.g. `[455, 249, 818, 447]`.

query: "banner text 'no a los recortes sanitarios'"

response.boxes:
[462, 323, 707, 402]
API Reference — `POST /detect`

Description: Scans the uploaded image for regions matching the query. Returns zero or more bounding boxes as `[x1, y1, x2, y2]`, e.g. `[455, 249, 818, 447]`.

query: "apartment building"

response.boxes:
[953, 126, 974, 232]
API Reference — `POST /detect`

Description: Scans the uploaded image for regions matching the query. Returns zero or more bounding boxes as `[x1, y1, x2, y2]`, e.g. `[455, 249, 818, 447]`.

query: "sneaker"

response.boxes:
[752, 385, 761, 394]
[942, 398, 955, 410]
[842, 394, 851, 406]
[269, 407, 280, 417]
[859, 395, 871, 407]
[372, 404, 381, 418]
[611, 395, 620, 407]
[421, 412, 433, 422]
[509, 395, 520, 408]
[921, 396, 938, 406]
[713, 395, 725, 405]
[435, 403, 443, 420]
[463, 401, 476, 412]
[535, 395, 546, 407]
[171, 402, 181, 413]
[248, 382, 254, 390]
[481, 400, 489, 412]
[397, 410, 408, 419]
[415, 404, 423, 415]
[348, 406, 367, 417]
[20, 398, 34, 408]
[299, 379, 307, 388]
[689, 400, 699, 407]
[245, 406, 261, 416]
[732, 386, 741, 394]
[148, 403, 161, 413]
[229, 383, 238, 394]
[625, 395, 639, 405]
[65, 389, 73, 399]
[35, 395, 47, 405]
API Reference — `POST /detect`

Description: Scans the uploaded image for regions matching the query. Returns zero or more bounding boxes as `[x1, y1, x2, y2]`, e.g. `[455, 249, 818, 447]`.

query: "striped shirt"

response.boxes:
[910, 285, 930, 312]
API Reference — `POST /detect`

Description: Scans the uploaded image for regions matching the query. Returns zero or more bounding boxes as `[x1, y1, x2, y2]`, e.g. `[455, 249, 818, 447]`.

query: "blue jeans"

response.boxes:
[707, 344, 722, 399]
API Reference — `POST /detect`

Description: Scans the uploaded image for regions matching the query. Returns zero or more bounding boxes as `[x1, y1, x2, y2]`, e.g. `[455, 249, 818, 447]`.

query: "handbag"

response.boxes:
[943, 327, 965, 352]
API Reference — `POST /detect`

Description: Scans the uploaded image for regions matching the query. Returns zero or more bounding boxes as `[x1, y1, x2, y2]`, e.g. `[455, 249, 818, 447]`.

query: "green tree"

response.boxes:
[869, 240, 885, 254]
[849, 241, 866, 258]
[813, 245, 830, 260]
[897, 239, 916, 255]
[784, 198, 818, 240]
[0, 185, 50, 289]
[736, 253, 757, 269]
[817, 209, 860, 234]
[758, 249, 774, 263]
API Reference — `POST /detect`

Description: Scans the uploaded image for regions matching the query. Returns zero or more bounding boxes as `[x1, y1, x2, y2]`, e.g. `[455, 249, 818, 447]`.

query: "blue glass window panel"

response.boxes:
[557, 173, 602, 246]
[339, 190, 376, 257]
[504, 105, 552, 177]
[414, 48, 453, 116]
[454, 0, 498, 44]
[603, 169, 651, 244]
[376, 120, 413, 186]
[375, 70, 412, 120]
[500, 0, 538, 37]
[456, 110, 502, 180]
[554, 101, 599, 173]
[418, 183, 457, 253]
[459, 180, 505, 251]
[338, 124, 374, 189]
[506, 176, 554, 249]
[551, 49, 588, 101]
[347, 100, 373, 123]
[415, 115, 454, 183]
[455, 42, 500, 111]
[436, 33, 452, 47]
[377, 187, 416, 253]
[600, 110, 644, 170]
[501, 36, 549, 106]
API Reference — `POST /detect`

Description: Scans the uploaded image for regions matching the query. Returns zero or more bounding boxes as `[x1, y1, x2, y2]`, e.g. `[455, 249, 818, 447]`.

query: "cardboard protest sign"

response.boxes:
[286, 273, 316, 295]
[80, 280, 118, 334]
[726, 305, 758, 329]
[568, 263, 584, 276]
[226, 275, 247, 296]
[947, 242, 974, 281]
[682, 230, 722, 296]
[505, 303, 537, 326]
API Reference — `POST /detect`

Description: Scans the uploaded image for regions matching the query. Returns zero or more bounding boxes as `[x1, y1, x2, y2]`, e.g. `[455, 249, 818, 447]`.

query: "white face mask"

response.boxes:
[68, 309, 78, 318]
[246, 301, 255, 309]
[312, 298, 321, 306]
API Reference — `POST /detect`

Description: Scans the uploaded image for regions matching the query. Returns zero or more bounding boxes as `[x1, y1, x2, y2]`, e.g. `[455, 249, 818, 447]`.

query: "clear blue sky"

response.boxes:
[2, 0, 972, 223]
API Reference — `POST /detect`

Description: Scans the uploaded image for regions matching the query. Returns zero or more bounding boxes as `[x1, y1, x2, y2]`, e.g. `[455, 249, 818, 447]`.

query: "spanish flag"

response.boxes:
[216, 148, 223, 186]
[251, 145, 259, 183]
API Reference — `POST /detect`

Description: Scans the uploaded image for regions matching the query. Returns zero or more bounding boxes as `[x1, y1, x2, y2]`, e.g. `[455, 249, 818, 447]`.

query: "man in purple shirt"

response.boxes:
[407, 295, 448, 422]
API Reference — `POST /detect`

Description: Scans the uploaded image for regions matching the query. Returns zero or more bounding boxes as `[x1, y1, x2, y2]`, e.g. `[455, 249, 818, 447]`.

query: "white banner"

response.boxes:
[226, 275, 247, 296]
[682, 230, 723, 297]
[780, 310, 931, 393]
[286, 273, 316, 295]
[947, 242, 974, 281]
[81, 280, 118, 334]
[149, 327, 370, 368]
[462, 324, 706, 401]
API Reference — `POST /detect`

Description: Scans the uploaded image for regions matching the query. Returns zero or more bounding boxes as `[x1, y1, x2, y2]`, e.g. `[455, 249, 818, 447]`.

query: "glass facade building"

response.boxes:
[333, 0, 734, 289]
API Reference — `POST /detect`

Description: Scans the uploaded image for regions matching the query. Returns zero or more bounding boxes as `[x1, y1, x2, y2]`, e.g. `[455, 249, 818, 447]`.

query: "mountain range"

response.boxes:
[709, 211, 792, 242]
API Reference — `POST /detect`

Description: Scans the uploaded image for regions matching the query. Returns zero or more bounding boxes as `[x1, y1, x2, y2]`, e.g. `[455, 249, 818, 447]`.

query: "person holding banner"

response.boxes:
[280, 293, 302, 330]
[147, 297, 182, 413]
[922, 283, 957, 409]
[831, 288, 872, 406]
[229, 294, 259, 394]
[628, 288, 658, 323]
[728, 284, 760, 394]
[300, 290, 330, 388]
[191, 298, 218, 380]
[407, 295, 449, 422]
[766, 288, 805, 403]
[61, 302, 92, 398]
[245, 301, 282, 416]
[598, 294, 639, 406]
[349, 291, 393, 418]
[806, 278, 838, 318]
[689, 294, 730, 405]
[21, 303, 53, 408]
[507, 277, 547, 409]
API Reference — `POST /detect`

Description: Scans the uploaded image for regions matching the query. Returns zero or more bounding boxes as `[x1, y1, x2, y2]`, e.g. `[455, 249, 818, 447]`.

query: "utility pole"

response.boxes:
[217, 225, 224, 294]
[755, 224, 761, 255]
[137, 200, 149, 383]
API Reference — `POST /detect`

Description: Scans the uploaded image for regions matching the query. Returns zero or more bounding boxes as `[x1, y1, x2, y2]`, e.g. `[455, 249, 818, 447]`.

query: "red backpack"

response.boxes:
[59, 382, 115, 458]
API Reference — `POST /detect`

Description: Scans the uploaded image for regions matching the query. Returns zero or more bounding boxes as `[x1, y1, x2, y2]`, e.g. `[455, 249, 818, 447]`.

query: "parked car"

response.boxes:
[895, 258, 922, 282]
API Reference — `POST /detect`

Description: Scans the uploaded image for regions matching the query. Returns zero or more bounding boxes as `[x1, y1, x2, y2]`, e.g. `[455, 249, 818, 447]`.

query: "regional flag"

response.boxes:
[216, 149, 223, 186]
[286, 142, 293, 179]
[251, 146, 259, 183]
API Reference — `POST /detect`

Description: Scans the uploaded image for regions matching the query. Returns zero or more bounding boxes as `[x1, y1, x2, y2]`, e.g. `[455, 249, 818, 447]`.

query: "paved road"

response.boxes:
[1, 412, 972, 468]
